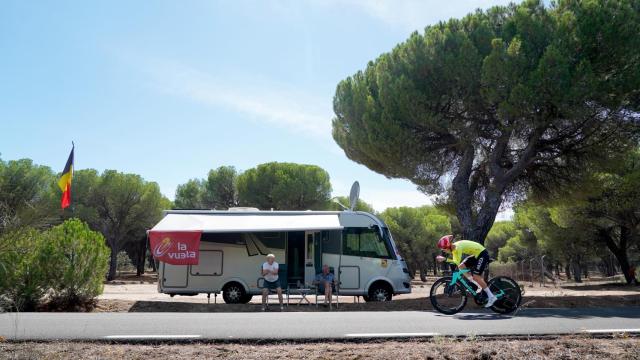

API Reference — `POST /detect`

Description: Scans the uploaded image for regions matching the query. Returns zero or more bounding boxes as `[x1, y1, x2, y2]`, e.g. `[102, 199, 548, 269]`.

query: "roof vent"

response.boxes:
[228, 207, 260, 212]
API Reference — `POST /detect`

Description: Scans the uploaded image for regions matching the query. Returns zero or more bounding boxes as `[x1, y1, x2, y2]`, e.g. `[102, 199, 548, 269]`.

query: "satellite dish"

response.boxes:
[349, 181, 360, 211]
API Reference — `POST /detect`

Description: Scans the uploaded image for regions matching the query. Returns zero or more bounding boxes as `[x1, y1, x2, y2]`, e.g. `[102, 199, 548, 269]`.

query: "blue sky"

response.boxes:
[0, 0, 516, 214]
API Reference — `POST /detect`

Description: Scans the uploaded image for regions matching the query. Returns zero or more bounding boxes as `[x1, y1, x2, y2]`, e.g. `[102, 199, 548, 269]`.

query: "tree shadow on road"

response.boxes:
[123, 295, 640, 315]
[559, 283, 640, 292]
[502, 306, 640, 319]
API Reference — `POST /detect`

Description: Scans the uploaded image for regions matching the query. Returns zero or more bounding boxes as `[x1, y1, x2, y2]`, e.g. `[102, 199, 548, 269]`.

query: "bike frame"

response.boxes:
[450, 269, 505, 300]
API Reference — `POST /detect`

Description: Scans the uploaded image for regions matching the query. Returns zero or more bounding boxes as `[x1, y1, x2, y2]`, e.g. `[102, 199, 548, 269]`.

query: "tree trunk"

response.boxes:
[603, 226, 637, 285]
[419, 268, 427, 282]
[564, 264, 571, 280]
[136, 236, 146, 276]
[451, 135, 530, 245]
[454, 197, 502, 244]
[107, 244, 118, 281]
[571, 260, 582, 283]
[452, 176, 504, 244]
[613, 247, 635, 284]
[452, 147, 475, 241]
[599, 257, 615, 277]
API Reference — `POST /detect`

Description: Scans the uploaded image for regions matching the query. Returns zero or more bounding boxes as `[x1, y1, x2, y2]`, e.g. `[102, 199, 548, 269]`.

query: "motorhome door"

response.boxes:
[304, 231, 319, 285]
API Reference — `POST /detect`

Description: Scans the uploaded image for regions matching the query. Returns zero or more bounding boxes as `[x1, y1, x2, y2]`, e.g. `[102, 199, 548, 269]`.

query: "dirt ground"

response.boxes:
[94, 273, 640, 312]
[2, 336, 639, 359]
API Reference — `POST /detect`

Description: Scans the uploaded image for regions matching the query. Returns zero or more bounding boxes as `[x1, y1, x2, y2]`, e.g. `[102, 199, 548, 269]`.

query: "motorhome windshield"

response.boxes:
[382, 227, 400, 259]
[343, 227, 395, 259]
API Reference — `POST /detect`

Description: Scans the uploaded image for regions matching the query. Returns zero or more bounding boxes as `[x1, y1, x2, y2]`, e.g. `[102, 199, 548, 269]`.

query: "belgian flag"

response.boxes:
[57, 144, 74, 209]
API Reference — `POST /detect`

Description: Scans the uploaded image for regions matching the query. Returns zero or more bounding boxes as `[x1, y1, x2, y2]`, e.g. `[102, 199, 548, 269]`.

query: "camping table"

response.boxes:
[288, 288, 313, 305]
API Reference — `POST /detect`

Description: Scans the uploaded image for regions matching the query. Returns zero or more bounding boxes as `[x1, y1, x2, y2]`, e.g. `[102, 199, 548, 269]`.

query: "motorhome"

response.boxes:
[151, 208, 412, 303]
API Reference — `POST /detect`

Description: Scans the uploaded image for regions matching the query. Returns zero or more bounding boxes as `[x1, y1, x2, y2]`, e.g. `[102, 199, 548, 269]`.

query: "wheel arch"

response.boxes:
[221, 278, 250, 293]
[365, 277, 395, 294]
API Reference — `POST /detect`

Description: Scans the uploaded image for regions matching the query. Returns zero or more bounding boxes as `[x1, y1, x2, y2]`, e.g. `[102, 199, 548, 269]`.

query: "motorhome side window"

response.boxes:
[343, 228, 391, 259]
[321, 230, 341, 254]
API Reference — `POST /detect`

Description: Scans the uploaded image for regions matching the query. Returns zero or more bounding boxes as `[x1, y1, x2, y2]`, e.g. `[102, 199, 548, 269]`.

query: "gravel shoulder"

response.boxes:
[2, 336, 639, 359]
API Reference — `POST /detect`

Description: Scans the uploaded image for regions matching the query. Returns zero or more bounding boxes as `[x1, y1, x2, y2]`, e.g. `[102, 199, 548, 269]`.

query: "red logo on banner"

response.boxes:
[149, 231, 202, 265]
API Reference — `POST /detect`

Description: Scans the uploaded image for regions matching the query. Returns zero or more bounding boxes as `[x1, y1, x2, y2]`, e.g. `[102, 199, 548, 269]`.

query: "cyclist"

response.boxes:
[436, 235, 497, 308]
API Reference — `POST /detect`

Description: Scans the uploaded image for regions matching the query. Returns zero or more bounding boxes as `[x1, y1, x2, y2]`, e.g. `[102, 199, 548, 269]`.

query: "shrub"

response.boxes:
[116, 251, 135, 274]
[40, 219, 110, 309]
[0, 228, 49, 311]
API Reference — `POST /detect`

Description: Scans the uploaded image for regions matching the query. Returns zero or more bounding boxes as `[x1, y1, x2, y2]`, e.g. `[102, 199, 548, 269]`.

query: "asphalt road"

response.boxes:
[1, 308, 639, 341]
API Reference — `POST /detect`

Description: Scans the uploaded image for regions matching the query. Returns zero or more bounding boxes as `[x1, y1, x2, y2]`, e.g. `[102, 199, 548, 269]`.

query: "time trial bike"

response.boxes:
[429, 267, 522, 315]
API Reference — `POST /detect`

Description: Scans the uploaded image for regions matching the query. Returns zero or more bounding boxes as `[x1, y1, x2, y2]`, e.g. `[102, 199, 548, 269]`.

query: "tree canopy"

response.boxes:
[71, 169, 170, 280]
[174, 166, 239, 209]
[236, 162, 332, 210]
[332, 0, 640, 243]
[485, 221, 518, 258]
[174, 178, 206, 209]
[529, 150, 640, 284]
[380, 206, 451, 279]
[0, 158, 58, 232]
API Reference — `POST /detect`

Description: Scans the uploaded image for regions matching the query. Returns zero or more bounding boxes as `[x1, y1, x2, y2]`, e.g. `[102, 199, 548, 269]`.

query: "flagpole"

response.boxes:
[60, 141, 75, 217]
[71, 141, 75, 217]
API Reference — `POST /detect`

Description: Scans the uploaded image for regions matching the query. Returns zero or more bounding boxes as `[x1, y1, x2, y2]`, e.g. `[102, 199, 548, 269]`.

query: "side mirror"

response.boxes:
[371, 224, 383, 238]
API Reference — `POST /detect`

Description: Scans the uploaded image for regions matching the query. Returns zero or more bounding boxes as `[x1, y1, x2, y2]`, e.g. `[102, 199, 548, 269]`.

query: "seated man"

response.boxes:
[313, 264, 336, 306]
[261, 253, 284, 311]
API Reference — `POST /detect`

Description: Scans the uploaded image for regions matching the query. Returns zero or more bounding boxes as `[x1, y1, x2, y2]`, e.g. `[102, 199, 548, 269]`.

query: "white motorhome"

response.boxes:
[151, 209, 412, 303]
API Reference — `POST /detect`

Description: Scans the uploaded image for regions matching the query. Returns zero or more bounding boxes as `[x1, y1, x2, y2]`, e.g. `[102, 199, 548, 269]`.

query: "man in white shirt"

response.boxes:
[261, 253, 284, 311]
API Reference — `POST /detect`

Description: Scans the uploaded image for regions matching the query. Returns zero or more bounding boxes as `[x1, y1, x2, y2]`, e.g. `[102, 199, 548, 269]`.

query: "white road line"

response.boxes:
[582, 329, 640, 334]
[103, 335, 202, 339]
[345, 332, 440, 338]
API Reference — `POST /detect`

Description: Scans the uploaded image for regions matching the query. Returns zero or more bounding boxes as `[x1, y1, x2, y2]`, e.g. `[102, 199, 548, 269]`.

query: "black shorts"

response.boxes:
[460, 250, 490, 275]
[263, 279, 281, 290]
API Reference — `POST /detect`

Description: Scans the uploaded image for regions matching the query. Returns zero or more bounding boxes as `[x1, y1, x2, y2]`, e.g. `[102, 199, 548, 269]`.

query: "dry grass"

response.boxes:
[1, 336, 639, 359]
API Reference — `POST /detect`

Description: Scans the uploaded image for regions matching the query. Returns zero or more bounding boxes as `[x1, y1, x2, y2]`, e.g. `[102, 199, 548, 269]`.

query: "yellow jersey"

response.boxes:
[446, 240, 486, 265]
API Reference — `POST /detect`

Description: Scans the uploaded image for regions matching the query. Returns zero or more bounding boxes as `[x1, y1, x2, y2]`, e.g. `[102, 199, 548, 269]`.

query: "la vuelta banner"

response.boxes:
[149, 231, 202, 265]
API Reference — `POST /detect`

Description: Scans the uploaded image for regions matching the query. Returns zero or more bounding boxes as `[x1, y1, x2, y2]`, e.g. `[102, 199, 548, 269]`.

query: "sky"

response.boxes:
[0, 0, 516, 215]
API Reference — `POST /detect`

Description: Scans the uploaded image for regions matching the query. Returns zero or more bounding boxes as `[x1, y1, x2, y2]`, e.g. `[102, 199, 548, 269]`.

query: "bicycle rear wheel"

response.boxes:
[429, 276, 467, 315]
[488, 276, 522, 314]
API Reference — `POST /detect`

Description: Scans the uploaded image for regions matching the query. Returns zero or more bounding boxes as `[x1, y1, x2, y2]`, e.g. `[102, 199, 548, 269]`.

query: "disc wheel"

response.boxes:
[488, 276, 522, 314]
[429, 276, 467, 315]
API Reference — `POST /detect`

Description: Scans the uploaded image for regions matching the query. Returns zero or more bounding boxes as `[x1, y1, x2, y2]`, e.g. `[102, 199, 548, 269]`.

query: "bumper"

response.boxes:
[393, 278, 412, 294]
[394, 287, 411, 295]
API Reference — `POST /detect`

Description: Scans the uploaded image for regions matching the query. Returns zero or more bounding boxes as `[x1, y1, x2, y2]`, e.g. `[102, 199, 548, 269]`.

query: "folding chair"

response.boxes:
[314, 267, 339, 309]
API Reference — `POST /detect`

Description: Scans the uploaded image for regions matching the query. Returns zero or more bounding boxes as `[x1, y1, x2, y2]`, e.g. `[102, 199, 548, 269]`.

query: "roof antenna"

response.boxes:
[349, 181, 360, 211]
[331, 198, 348, 210]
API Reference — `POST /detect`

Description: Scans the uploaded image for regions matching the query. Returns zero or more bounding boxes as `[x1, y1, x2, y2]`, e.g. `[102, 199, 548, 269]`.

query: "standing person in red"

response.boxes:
[436, 235, 497, 307]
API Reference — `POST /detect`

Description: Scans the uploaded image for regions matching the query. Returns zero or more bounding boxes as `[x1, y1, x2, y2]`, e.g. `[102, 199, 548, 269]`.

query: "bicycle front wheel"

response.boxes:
[488, 276, 522, 314]
[429, 276, 467, 315]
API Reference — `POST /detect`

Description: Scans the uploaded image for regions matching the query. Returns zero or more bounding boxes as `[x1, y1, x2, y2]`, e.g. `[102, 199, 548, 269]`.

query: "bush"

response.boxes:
[0, 228, 49, 311]
[0, 219, 111, 312]
[40, 219, 110, 309]
[116, 251, 135, 274]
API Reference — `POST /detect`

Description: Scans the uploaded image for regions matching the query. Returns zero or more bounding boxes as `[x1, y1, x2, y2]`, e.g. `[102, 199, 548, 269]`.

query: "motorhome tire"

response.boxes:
[222, 282, 246, 304]
[367, 282, 393, 302]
